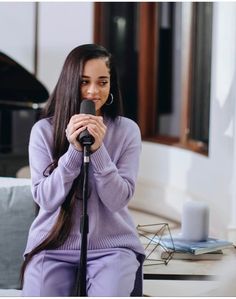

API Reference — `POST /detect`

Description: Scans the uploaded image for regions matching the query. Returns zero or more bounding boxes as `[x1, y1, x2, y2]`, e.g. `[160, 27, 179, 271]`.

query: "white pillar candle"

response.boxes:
[181, 200, 209, 241]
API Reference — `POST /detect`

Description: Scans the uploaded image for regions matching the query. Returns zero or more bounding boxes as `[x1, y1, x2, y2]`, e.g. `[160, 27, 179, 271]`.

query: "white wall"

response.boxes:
[37, 2, 94, 92]
[0, 2, 93, 90]
[134, 2, 236, 241]
[0, 2, 35, 72]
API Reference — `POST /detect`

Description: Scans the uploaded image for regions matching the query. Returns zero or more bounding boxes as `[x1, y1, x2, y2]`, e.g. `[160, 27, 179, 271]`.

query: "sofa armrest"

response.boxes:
[0, 179, 34, 289]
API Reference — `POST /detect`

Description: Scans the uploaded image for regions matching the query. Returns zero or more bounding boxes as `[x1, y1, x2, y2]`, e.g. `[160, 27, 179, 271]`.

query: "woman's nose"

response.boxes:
[87, 84, 98, 96]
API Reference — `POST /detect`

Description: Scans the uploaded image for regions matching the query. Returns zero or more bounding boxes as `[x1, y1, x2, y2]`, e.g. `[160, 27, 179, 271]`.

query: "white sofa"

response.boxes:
[0, 178, 34, 296]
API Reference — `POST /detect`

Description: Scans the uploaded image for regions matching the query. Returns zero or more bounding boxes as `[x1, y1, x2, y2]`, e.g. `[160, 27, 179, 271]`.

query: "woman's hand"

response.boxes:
[66, 114, 106, 152]
[86, 115, 107, 152]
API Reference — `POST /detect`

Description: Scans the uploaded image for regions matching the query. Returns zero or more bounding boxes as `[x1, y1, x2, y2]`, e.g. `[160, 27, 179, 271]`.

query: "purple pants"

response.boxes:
[22, 248, 140, 296]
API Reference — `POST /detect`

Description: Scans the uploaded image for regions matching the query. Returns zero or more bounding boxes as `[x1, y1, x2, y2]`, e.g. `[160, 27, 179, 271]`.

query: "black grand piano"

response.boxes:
[0, 52, 49, 176]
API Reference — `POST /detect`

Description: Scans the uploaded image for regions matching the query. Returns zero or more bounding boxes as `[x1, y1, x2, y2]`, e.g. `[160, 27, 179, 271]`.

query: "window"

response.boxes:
[94, 2, 213, 155]
[189, 3, 213, 146]
[94, 3, 139, 121]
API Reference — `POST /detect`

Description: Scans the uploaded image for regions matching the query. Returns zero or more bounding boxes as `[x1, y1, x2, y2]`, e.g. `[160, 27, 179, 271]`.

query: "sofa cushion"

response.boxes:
[0, 182, 34, 289]
[0, 289, 22, 296]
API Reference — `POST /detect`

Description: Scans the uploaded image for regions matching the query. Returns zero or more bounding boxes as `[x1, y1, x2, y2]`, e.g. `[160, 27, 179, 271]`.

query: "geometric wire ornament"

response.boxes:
[137, 223, 175, 266]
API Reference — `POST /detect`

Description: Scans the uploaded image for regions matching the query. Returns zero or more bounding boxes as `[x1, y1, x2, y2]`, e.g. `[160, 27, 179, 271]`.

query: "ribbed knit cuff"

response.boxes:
[90, 143, 111, 173]
[60, 144, 83, 171]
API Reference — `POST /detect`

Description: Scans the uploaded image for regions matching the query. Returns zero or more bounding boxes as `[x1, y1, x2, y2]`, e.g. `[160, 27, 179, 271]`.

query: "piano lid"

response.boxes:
[0, 51, 49, 109]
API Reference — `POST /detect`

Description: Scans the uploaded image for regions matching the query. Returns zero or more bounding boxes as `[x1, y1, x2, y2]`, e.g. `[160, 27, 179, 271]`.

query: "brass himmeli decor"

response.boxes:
[137, 223, 175, 266]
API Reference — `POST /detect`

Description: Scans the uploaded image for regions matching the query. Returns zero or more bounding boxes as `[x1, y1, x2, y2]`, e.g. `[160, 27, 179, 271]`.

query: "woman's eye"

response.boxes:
[99, 81, 108, 86]
[81, 80, 88, 85]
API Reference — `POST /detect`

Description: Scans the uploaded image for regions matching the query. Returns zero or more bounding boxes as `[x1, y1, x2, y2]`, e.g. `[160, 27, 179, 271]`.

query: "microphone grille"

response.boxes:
[80, 100, 95, 115]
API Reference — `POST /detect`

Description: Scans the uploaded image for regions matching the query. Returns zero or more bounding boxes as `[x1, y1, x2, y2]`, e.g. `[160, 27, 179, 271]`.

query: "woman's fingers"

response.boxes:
[65, 114, 91, 151]
[66, 114, 106, 152]
[87, 121, 107, 152]
[66, 115, 90, 138]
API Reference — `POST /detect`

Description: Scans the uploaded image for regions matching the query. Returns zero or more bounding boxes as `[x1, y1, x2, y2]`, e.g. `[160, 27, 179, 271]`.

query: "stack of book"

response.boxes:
[160, 236, 234, 261]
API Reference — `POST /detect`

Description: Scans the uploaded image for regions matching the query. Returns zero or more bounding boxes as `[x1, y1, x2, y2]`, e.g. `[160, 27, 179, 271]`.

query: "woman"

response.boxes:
[21, 44, 145, 296]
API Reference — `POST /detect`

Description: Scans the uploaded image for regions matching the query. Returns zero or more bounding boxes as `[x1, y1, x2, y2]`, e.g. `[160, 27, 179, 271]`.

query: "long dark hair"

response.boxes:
[20, 44, 123, 286]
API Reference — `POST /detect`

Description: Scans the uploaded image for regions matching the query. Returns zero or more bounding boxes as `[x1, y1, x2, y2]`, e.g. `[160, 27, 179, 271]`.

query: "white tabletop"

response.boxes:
[143, 247, 236, 278]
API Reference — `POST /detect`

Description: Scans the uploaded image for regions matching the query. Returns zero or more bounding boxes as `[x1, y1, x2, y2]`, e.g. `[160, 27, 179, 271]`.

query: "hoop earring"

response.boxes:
[106, 93, 114, 106]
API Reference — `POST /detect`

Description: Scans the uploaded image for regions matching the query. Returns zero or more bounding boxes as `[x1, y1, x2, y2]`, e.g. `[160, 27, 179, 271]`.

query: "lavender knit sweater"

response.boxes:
[24, 116, 145, 257]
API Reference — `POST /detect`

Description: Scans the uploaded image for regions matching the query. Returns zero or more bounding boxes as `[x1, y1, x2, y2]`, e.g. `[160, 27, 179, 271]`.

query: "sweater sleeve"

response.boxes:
[29, 120, 83, 212]
[90, 119, 141, 213]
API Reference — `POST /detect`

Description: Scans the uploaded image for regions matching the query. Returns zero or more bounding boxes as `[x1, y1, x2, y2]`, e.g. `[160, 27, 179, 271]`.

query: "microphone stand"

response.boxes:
[74, 144, 90, 296]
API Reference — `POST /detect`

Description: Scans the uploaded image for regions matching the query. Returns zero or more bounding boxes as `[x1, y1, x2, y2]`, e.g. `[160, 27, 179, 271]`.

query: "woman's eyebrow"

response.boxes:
[99, 76, 109, 79]
[82, 75, 109, 79]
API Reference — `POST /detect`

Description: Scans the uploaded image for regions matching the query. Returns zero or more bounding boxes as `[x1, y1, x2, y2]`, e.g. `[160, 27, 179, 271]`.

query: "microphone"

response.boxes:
[78, 100, 95, 146]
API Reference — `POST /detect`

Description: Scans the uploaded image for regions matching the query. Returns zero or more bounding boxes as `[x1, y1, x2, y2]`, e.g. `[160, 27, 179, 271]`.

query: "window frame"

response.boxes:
[94, 2, 210, 155]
